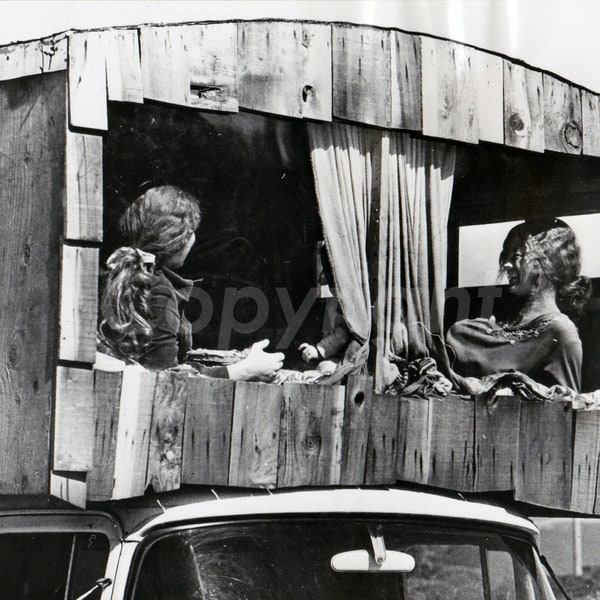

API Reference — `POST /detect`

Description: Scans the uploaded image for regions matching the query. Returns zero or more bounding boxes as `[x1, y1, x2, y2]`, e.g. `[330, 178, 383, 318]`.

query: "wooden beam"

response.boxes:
[421, 37, 478, 144]
[572, 410, 600, 514]
[365, 394, 400, 485]
[300, 23, 332, 121]
[543, 74, 582, 154]
[183, 377, 235, 486]
[503, 61, 544, 152]
[59, 245, 99, 363]
[105, 28, 144, 104]
[0, 40, 43, 81]
[42, 35, 68, 74]
[390, 31, 421, 131]
[112, 369, 156, 500]
[147, 372, 188, 493]
[472, 49, 504, 144]
[332, 24, 391, 127]
[68, 32, 108, 130]
[396, 397, 431, 485]
[278, 382, 344, 487]
[581, 90, 600, 157]
[50, 472, 87, 508]
[65, 130, 103, 242]
[228, 381, 283, 488]
[54, 367, 95, 472]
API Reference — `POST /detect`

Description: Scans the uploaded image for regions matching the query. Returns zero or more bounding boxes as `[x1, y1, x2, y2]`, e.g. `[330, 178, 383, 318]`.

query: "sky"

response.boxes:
[2, 0, 600, 92]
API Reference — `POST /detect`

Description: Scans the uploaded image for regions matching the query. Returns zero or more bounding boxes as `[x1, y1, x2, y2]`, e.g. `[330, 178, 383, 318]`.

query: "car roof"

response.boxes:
[105, 486, 539, 542]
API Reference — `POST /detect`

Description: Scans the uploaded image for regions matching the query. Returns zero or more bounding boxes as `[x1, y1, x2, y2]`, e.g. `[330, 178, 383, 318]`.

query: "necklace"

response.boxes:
[486, 313, 559, 341]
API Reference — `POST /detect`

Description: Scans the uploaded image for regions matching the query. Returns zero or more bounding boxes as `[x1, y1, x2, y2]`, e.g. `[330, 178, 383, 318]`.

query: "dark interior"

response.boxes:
[103, 104, 599, 390]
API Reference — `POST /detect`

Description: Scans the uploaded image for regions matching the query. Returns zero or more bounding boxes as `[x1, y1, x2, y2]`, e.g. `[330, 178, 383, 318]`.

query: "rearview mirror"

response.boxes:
[331, 550, 415, 572]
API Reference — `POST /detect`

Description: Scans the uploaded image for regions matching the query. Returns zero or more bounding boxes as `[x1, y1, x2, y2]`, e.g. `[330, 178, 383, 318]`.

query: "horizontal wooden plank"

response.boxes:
[59, 245, 99, 363]
[278, 382, 344, 487]
[0, 40, 43, 81]
[54, 367, 95, 471]
[543, 74, 582, 154]
[42, 36, 68, 74]
[503, 61, 544, 152]
[182, 377, 235, 486]
[68, 31, 108, 130]
[65, 130, 103, 242]
[105, 28, 144, 104]
[229, 381, 283, 488]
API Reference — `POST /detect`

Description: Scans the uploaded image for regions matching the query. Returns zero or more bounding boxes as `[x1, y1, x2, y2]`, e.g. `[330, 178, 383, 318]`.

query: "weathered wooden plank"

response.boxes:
[87, 370, 122, 502]
[474, 395, 520, 492]
[390, 30, 421, 131]
[65, 130, 103, 241]
[105, 28, 144, 104]
[68, 31, 108, 130]
[515, 401, 572, 510]
[582, 90, 600, 157]
[50, 472, 87, 508]
[421, 37, 478, 144]
[571, 410, 600, 514]
[42, 35, 68, 74]
[340, 375, 372, 485]
[366, 394, 400, 485]
[238, 21, 303, 118]
[278, 382, 344, 487]
[54, 367, 95, 471]
[503, 61, 544, 152]
[229, 381, 283, 488]
[184, 23, 238, 112]
[472, 49, 504, 144]
[59, 245, 99, 363]
[0, 40, 43, 81]
[332, 24, 391, 127]
[140, 26, 189, 106]
[0, 72, 65, 494]
[182, 377, 235, 486]
[396, 397, 431, 484]
[428, 397, 475, 491]
[300, 23, 332, 121]
[112, 369, 156, 499]
[543, 74, 582, 154]
[147, 372, 188, 493]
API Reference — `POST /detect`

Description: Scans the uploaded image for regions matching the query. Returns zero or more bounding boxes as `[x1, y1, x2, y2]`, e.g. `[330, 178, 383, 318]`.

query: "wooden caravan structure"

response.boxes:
[1, 20, 599, 511]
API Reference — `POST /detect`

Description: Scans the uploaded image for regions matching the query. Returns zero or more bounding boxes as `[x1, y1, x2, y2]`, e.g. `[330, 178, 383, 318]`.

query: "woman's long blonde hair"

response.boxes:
[100, 186, 201, 358]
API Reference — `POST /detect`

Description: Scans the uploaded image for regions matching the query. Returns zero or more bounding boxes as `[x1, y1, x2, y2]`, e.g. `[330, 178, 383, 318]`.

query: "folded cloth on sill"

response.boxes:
[269, 359, 338, 385]
[186, 347, 250, 366]
[572, 390, 600, 410]
[384, 356, 454, 398]
[460, 370, 577, 403]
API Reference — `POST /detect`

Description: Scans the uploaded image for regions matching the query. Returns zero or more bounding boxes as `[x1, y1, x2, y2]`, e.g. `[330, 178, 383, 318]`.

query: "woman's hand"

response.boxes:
[298, 342, 320, 363]
[227, 339, 284, 381]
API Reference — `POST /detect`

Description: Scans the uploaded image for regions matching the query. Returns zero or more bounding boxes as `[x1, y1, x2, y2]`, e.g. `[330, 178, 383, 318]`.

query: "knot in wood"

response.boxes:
[564, 121, 582, 149]
[303, 433, 321, 451]
[509, 113, 525, 132]
[302, 85, 315, 103]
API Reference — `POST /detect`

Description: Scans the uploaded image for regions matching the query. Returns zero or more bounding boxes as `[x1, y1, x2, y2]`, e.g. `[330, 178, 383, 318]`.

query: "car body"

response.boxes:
[0, 487, 563, 599]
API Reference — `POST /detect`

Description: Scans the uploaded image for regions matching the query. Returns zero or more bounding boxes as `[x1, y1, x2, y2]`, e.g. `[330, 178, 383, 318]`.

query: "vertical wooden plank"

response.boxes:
[421, 37, 478, 144]
[182, 377, 235, 486]
[515, 401, 572, 510]
[300, 23, 332, 121]
[112, 369, 156, 500]
[543, 74, 582, 154]
[140, 26, 189, 107]
[105, 28, 144, 104]
[396, 397, 431, 485]
[0, 72, 65, 494]
[87, 370, 122, 502]
[54, 367, 95, 471]
[238, 21, 303, 118]
[503, 61, 544, 152]
[0, 40, 43, 81]
[59, 245, 99, 363]
[428, 397, 475, 491]
[472, 49, 504, 144]
[228, 382, 283, 488]
[390, 31, 421, 131]
[474, 395, 520, 492]
[68, 31, 108, 130]
[340, 375, 372, 485]
[365, 394, 400, 485]
[50, 472, 87, 508]
[571, 410, 600, 514]
[65, 130, 103, 242]
[184, 23, 239, 112]
[332, 24, 391, 127]
[42, 35, 68, 74]
[278, 383, 345, 487]
[147, 372, 188, 493]
[581, 90, 600, 157]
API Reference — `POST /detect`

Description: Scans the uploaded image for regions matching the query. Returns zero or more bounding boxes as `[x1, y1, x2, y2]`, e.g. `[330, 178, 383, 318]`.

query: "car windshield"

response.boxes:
[131, 518, 556, 600]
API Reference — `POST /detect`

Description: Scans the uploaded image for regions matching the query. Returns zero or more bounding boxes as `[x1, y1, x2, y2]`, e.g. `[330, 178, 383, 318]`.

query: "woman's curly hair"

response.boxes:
[500, 217, 591, 316]
[100, 186, 201, 358]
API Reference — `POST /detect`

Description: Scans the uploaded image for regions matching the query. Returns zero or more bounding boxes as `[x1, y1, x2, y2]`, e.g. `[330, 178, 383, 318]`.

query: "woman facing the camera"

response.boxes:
[447, 218, 591, 391]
